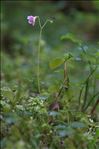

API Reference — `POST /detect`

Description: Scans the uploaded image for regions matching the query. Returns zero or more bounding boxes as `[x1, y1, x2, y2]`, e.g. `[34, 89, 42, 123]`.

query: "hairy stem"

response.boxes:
[41, 19, 52, 29]
[36, 17, 52, 93]
[37, 29, 42, 93]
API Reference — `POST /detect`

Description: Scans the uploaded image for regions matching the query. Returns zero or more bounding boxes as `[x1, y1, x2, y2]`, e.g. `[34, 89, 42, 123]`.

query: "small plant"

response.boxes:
[1, 6, 99, 148]
[27, 15, 53, 94]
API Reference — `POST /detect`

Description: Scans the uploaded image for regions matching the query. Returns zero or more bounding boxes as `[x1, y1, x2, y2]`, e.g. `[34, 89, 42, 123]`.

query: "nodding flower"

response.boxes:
[27, 16, 37, 26]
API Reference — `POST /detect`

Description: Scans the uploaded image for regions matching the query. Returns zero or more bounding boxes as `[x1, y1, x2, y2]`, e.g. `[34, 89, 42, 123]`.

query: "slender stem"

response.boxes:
[56, 78, 67, 99]
[81, 67, 97, 111]
[36, 17, 52, 93]
[41, 19, 50, 30]
[84, 92, 99, 111]
[56, 61, 69, 99]
[38, 16, 42, 28]
[82, 79, 89, 111]
[64, 61, 67, 81]
[37, 29, 42, 93]
[90, 99, 99, 115]
[37, 16, 42, 94]
[85, 67, 97, 83]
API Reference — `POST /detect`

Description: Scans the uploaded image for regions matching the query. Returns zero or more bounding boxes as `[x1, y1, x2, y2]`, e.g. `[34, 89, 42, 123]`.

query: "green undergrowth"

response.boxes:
[1, 41, 99, 149]
[1, 1, 99, 148]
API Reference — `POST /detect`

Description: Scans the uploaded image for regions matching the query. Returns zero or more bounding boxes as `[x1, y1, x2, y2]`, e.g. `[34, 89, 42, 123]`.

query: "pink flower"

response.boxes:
[27, 16, 37, 26]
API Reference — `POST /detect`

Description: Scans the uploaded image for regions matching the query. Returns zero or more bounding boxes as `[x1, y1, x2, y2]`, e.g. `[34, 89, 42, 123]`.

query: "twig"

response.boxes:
[56, 61, 69, 99]
[84, 92, 99, 111]
[81, 67, 97, 111]
[90, 99, 99, 115]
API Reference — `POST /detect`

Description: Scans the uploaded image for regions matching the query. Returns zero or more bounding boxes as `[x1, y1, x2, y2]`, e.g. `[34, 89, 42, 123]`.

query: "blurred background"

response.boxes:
[1, 1, 99, 149]
[1, 0, 99, 55]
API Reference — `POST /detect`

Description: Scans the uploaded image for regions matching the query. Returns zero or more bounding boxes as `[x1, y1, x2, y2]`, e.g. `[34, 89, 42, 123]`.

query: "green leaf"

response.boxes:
[70, 121, 86, 129]
[57, 127, 74, 137]
[49, 58, 64, 69]
[61, 33, 82, 45]
[95, 51, 99, 57]
[64, 53, 73, 61]
[55, 124, 74, 137]
[1, 87, 13, 101]
[49, 111, 59, 116]
[1, 100, 11, 112]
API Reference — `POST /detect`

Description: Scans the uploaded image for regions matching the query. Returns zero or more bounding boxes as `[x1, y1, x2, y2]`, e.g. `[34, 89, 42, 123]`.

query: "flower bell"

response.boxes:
[27, 16, 37, 26]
